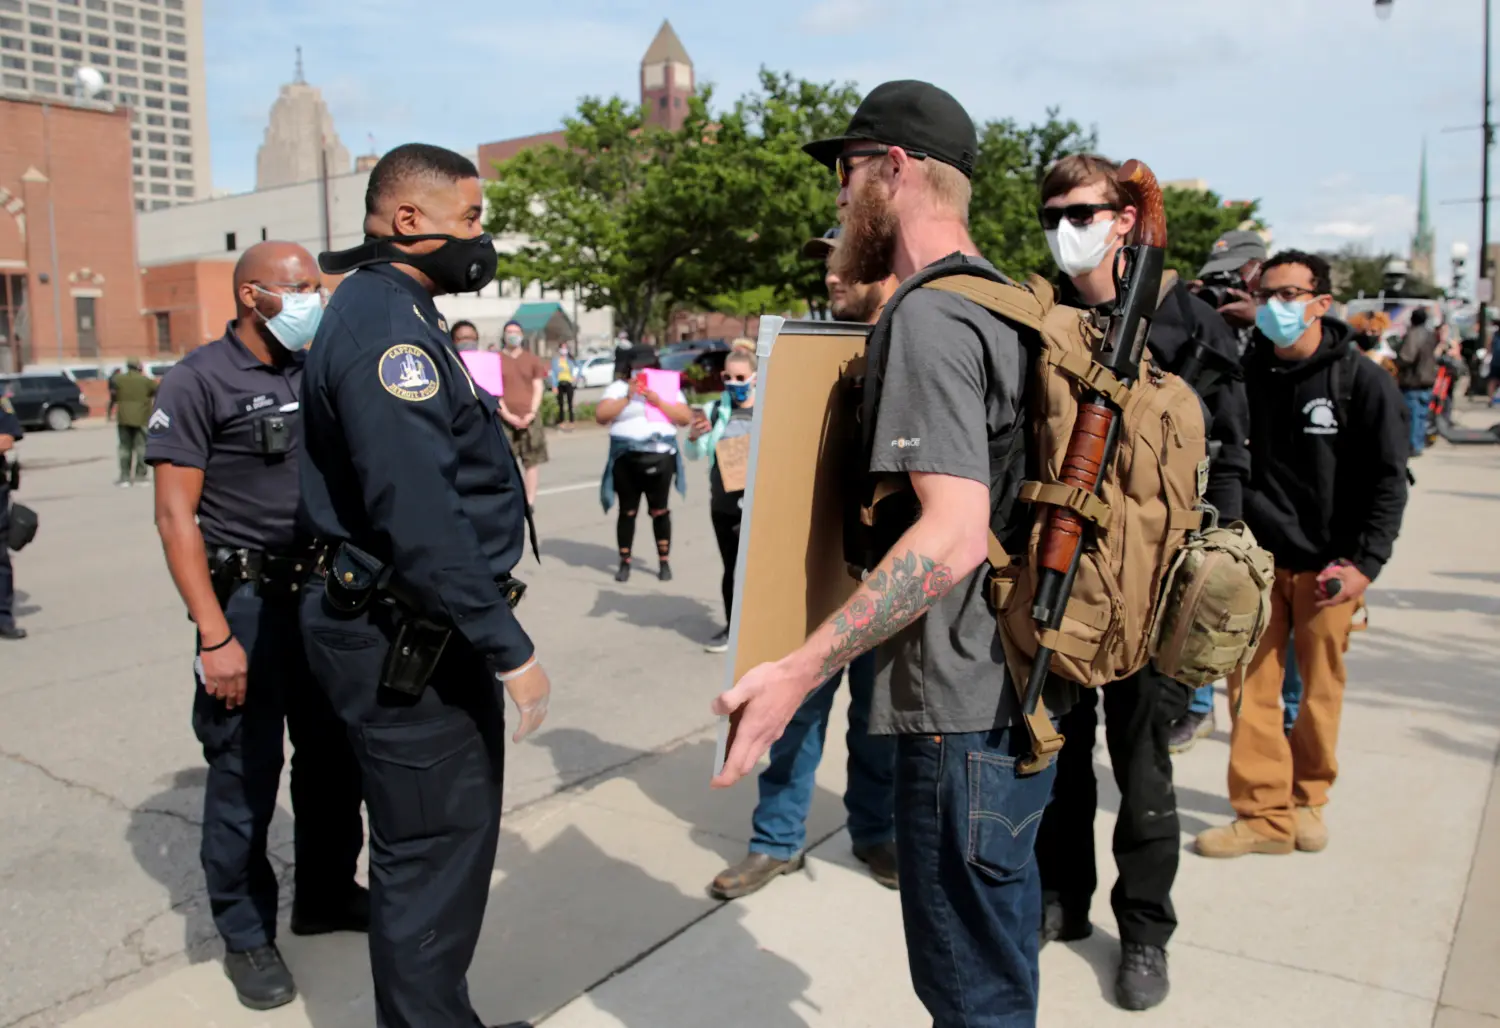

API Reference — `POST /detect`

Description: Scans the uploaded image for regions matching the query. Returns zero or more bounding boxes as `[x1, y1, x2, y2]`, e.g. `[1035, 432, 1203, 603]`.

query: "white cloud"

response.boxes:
[1310, 221, 1376, 240]
[799, 0, 883, 34]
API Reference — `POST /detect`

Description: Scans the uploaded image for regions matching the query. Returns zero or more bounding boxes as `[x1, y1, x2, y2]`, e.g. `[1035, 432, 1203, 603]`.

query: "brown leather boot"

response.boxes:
[709, 852, 805, 900]
[1294, 806, 1328, 853]
[1195, 819, 1293, 858]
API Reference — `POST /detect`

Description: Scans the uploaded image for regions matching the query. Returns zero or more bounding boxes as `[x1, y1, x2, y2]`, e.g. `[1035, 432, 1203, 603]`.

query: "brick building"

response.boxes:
[0, 90, 143, 372]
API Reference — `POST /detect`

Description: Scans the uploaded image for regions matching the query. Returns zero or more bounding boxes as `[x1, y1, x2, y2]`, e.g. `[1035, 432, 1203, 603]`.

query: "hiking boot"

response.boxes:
[1167, 710, 1215, 754]
[704, 628, 730, 654]
[1116, 942, 1170, 1011]
[709, 852, 805, 900]
[658, 561, 673, 582]
[291, 884, 370, 936]
[1039, 899, 1093, 948]
[852, 840, 899, 889]
[224, 944, 296, 1011]
[1195, 819, 1293, 858]
[615, 561, 631, 583]
[1294, 805, 1328, 853]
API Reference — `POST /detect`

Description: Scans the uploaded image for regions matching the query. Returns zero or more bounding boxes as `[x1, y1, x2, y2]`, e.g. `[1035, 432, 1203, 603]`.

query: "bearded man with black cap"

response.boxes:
[711, 81, 1072, 1026]
[299, 142, 543, 1028]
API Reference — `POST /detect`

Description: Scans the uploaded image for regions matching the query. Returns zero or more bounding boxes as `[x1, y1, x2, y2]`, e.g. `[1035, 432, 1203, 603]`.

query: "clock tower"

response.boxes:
[640, 20, 694, 131]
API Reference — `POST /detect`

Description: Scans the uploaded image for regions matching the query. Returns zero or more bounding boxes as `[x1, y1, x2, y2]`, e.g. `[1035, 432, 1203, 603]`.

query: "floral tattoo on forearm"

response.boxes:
[818, 550, 955, 680]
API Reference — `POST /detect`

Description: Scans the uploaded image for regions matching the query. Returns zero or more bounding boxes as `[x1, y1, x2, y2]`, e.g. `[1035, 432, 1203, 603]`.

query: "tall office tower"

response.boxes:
[0, 0, 210, 211]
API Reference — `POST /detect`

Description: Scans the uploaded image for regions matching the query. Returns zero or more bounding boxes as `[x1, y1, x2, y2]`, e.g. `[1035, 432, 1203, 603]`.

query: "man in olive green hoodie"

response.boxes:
[108, 358, 158, 486]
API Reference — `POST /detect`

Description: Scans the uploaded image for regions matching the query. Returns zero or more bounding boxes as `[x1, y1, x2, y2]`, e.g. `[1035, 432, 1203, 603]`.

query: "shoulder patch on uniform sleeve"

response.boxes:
[0, 397, 12, 415]
[379, 343, 441, 402]
[148, 408, 171, 433]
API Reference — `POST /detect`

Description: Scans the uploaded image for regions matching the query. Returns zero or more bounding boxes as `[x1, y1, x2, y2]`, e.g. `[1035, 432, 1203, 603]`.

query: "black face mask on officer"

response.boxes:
[319, 232, 498, 296]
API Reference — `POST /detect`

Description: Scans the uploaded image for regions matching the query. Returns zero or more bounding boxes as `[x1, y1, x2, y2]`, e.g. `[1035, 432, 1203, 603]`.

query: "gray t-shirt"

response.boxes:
[863, 258, 1051, 735]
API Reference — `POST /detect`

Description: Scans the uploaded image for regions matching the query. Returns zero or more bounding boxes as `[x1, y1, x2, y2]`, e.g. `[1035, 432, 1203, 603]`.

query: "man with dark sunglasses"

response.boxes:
[1030, 153, 1250, 1011]
[712, 79, 1072, 1027]
[1197, 250, 1408, 861]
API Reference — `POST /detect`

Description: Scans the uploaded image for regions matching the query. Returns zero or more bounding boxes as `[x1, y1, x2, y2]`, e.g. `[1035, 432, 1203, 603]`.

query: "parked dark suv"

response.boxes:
[0, 373, 89, 431]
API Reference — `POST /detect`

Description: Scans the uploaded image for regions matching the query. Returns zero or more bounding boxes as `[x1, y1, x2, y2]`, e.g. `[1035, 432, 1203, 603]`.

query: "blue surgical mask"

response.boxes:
[726, 382, 752, 405]
[1256, 298, 1311, 349]
[257, 288, 324, 352]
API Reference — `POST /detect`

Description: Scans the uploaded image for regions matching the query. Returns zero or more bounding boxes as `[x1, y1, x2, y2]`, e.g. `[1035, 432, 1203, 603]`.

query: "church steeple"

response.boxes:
[1411, 139, 1436, 283]
[640, 20, 693, 131]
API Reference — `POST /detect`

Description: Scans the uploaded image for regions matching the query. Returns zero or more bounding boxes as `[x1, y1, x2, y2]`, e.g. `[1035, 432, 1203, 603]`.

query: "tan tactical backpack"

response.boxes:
[922, 274, 1213, 763]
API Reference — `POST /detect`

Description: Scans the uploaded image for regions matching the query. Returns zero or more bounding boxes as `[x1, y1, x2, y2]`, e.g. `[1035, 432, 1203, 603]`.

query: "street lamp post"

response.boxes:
[1379, 0, 1491, 355]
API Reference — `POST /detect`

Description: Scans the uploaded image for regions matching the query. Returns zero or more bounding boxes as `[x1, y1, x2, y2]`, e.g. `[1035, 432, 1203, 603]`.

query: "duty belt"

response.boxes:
[209, 545, 318, 600]
[309, 540, 526, 615]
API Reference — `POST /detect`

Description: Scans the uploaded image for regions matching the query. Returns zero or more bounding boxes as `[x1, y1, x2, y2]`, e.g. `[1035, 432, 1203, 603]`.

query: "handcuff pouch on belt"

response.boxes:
[319, 541, 527, 698]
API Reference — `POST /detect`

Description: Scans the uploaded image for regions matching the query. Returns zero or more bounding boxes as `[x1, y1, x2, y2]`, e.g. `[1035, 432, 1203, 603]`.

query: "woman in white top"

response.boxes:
[595, 346, 693, 582]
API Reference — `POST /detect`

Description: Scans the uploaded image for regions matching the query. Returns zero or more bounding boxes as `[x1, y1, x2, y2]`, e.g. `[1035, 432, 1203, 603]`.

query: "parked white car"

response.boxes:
[576, 355, 616, 388]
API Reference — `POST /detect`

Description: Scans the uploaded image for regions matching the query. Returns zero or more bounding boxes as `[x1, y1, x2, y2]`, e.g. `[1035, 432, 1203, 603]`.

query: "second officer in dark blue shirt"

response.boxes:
[147, 240, 366, 1012]
[300, 143, 547, 1028]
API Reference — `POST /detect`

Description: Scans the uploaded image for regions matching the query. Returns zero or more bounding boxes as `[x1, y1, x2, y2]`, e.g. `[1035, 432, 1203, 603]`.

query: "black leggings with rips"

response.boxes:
[613, 451, 675, 566]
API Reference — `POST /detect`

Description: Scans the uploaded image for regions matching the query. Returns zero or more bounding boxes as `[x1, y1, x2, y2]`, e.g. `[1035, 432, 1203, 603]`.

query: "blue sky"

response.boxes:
[207, 0, 1485, 287]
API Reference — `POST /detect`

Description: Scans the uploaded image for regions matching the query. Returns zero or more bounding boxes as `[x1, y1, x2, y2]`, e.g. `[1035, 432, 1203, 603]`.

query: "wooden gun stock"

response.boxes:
[1036, 402, 1114, 575]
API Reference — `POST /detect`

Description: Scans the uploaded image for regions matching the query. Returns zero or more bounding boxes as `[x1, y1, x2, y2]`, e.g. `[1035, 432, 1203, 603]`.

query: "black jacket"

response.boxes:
[1147, 280, 1250, 522]
[1061, 277, 1250, 521]
[1241, 317, 1409, 582]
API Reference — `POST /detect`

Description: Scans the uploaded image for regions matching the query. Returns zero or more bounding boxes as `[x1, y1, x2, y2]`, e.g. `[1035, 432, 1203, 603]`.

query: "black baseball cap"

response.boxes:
[801, 226, 841, 260]
[1198, 230, 1268, 278]
[803, 80, 978, 179]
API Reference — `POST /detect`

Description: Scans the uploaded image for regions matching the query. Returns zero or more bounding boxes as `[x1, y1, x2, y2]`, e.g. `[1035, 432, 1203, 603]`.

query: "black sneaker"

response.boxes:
[224, 944, 297, 1011]
[658, 561, 673, 582]
[291, 884, 370, 936]
[1116, 942, 1170, 1011]
[852, 840, 899, 890]
[704, 628, 730, 654]
[1167, 709, 1215, 754]
[0, 624, 26, 641]
[1039, 899, 1092, 948]
[615, 561, 631, 583]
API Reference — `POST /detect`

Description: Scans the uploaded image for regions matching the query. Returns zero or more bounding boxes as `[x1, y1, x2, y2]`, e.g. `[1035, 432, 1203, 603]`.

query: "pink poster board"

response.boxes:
[640, 368, 682, 424]
[461, 350, 504, 399]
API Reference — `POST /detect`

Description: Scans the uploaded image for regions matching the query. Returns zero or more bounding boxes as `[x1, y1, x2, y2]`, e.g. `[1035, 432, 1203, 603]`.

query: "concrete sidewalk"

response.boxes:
[43, 433, 1500, 1027]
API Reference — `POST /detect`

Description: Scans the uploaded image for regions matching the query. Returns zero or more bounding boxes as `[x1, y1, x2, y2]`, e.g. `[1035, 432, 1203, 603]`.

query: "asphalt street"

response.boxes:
[0, 418, 731, 1027]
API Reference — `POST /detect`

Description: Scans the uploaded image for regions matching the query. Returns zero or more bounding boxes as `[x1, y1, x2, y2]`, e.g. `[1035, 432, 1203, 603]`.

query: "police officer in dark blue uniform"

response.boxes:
[300, 143, 547, 1028]
[0, 392, 24, 640]
[147, 240, 367, 1011]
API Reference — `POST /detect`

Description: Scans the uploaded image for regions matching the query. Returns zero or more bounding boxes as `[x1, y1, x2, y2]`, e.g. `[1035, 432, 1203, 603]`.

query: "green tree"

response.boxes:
[483, 71, 860, 342]
[968, 109, 1098, 279]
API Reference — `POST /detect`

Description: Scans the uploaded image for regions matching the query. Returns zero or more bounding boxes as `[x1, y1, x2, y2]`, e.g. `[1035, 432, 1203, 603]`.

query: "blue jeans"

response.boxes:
[896, 727, 1057, 1028]
[1404, 389, 1431, 455]
[1189, 633, 1304, 733]
[1282, 633, 1302, 733]
[750, 652, 894, 859]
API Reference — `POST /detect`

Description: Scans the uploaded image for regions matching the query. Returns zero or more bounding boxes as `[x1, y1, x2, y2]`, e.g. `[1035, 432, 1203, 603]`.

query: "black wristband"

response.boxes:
[201, 632, 235, 653]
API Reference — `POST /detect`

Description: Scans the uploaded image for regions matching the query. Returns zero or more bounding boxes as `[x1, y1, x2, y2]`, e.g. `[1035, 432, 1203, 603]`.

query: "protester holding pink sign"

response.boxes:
[594, 346, 693, 583]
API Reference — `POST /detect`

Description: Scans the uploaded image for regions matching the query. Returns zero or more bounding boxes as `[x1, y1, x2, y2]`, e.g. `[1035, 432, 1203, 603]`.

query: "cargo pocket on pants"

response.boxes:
[360, 716, 491, 845]
[966, 749, 1049, 883]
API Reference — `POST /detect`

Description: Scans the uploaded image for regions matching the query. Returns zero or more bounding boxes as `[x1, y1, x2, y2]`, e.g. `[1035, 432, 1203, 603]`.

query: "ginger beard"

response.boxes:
[832, 166, 898, 289]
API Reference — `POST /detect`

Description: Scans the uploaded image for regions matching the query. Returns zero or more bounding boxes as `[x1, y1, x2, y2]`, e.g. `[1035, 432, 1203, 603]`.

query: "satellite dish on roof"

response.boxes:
[76, 66, 105, 98]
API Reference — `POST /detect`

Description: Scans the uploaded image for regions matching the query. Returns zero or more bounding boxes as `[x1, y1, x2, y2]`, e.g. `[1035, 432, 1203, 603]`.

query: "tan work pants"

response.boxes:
[1226, 569, 1358, 843]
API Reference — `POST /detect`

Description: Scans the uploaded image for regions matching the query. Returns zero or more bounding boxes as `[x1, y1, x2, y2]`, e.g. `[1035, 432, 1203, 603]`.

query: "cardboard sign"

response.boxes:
[640, 368, 682, 424]
[714, 434, 750, 493]
[712, 317, 870, 780]
[460, 350, 504, 398]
